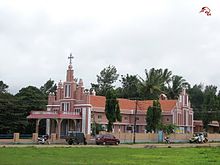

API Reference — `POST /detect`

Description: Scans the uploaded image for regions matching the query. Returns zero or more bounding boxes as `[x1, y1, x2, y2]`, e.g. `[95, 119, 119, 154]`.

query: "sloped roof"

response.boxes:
[194, 120, 219, 127]
[90, 95, 177, 112]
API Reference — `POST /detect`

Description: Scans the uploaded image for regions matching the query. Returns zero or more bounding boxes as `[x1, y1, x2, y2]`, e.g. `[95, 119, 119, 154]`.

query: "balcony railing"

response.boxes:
[30, 111, 81, 115]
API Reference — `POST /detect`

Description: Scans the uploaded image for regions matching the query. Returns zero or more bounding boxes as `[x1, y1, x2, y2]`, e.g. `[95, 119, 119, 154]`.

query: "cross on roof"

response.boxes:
[68, 53, 74, 64]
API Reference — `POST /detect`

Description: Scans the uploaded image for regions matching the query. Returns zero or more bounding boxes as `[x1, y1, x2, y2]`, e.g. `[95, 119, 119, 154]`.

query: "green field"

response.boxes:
[0, 147, 220, 165]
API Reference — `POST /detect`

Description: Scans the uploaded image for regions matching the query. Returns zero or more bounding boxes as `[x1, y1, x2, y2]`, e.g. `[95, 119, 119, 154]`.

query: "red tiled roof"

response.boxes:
[90, 95, 177, 112]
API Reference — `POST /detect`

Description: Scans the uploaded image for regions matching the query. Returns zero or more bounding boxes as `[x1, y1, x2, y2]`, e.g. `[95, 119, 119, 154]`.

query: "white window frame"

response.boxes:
[62, 102, 70, 112]
[74, 108, 82, 115]
[64, 84, 71, 98]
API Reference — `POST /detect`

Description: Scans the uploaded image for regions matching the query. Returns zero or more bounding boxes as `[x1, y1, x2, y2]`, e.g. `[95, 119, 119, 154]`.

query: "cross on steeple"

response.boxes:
[68, 53, 74, 64]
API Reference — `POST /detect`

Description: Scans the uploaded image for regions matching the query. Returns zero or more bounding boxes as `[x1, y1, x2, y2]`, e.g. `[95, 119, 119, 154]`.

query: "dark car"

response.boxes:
[95, 134, 120, 145]
[65, 131, 87, 145]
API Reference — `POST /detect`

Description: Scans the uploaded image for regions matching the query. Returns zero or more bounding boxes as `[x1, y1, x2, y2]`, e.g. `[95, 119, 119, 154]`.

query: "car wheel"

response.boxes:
[103, 142, 106, 145]
[115, 141, 119, 145]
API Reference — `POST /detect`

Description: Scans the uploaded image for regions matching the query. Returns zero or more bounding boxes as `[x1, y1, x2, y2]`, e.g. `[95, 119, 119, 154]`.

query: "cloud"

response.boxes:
[1, 0, 220, 94]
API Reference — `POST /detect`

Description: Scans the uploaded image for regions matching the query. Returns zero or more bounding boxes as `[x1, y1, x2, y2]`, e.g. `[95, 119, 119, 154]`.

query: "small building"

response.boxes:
[27, 55, 194, 138]
[194, 120, 219, 133]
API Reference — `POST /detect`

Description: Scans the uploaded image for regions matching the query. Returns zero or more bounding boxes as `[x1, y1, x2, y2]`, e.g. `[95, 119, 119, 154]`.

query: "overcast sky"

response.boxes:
[0, 0, 220, 94]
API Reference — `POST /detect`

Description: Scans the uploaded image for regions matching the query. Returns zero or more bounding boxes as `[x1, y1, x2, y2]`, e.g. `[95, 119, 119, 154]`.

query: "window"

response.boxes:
[124, 117, 128, 120]
[184, 95, 188, 106]
[64, 84, 71, 98]
[97, 115, 102, 122]
[167, 118, 169, 122]
[62, 102, 70, 111]
[74, 108, 81, 114]
[184, 110, 187, 125]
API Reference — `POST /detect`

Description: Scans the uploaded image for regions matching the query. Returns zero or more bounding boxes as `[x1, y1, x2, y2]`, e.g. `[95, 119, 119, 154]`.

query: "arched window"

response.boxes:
[64, 84, 71, 98]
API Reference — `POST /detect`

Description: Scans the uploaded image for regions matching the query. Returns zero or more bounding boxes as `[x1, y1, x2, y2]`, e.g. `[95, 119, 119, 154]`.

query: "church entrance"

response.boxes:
[60, 119, 82, 137]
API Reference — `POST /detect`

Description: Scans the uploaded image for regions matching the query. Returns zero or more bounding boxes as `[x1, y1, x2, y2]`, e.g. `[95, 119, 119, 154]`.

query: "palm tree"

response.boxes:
[139, 68, 172, 100]
[167, 75, 187, 99]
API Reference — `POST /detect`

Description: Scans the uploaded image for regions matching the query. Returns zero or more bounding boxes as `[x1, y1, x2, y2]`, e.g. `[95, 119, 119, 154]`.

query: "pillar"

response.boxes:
[57, 119, 62, 139]
[46, 119, 50, 135]
[87, 107, 91, 134]
[51, 133, 57, 142]
[82, 107, 91, 135]
[13, 133, 20, 143]
[36, 119, 40, 133]
[32, 133, 38, 142]
[82, 108, 86, 134]
[67, 119, 70, 133]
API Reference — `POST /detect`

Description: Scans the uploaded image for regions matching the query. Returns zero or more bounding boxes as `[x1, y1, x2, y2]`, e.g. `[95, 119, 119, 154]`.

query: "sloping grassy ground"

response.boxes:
[0, 147, 220, 165]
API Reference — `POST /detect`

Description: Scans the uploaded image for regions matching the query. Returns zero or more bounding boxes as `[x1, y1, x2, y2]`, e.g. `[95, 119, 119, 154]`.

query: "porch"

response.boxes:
[27, 111, 82, 139]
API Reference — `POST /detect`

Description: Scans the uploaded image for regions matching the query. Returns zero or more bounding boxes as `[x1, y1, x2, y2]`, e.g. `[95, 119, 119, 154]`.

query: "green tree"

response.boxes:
[216, 93, 220, 132]
[202, 85, 218, 131]
[16, 86, 47, 111]
[40, 79, 57, 98]
[161, 68, 172, 87]
[91, 122, 104, 136]
[91, 65, 119, 96]
[188, 84, 204, 120]
[167, 75, 187, 99]
[160, 124, 177, 135]
[139, 68, 172, 99]
[146, 100, 162, 133]
[0, 81, 9, 93]
[15, 86, 47, 133]
[105, 89, 122, 132]
[118, 74, 140, 99]
[0, 92, 27, 133]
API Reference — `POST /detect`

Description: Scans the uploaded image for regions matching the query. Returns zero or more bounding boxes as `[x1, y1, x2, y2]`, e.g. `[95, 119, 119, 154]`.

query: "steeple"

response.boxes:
[78, 78, 84, 87]
[66, 53, 74, 82]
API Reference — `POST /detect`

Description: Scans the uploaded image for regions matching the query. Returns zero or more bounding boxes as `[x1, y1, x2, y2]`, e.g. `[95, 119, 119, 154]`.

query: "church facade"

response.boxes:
[27, 55, 194, 138]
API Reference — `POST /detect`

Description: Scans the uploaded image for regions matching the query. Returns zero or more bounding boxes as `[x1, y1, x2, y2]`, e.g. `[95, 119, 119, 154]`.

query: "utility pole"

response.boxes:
[133, 99, 138, 144]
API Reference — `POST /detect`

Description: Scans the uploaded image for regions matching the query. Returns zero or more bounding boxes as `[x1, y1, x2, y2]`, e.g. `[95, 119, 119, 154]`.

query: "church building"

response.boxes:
[27, 55, 194, 138]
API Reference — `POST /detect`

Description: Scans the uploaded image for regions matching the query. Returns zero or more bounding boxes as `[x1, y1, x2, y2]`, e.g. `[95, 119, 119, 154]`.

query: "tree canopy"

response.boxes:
[139, 68, 172, 100]
[188, 84, 220, 131]
[0, 81, 9, 93]
[146, 100, 162, 133]
[40, 79, 57, 98]
[105, 89, 121, 132]
[91, 65, 119, 96]
[0, 93, 27, 133]
[0, 82, 49, 134]
[167, 75, 187, 99]
[118, 74, 140, 99]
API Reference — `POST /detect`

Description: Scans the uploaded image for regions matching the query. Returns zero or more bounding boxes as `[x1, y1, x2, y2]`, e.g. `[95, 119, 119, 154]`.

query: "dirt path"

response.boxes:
[1, 143, 220, 148]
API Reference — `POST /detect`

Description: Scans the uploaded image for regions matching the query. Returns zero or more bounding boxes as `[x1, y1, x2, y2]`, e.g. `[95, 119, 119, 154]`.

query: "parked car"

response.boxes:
[189, 132, 208, 143]
[95, 134, 120, 145]
[65, 131, 87, 145]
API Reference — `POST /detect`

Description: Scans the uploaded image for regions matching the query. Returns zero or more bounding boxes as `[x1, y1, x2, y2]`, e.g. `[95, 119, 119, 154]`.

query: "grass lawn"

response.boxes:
[0, 147, 220, 165]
